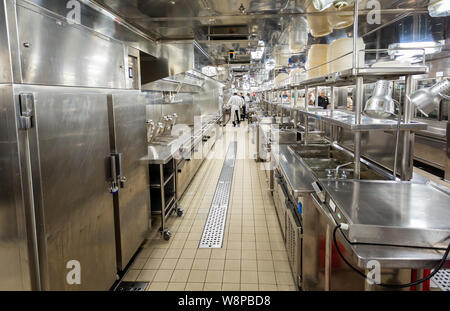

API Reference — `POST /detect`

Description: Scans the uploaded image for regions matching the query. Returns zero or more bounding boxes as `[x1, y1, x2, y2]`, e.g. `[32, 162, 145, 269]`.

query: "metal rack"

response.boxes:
[261, 2, 430, 181]
[149, 159, 183, 240]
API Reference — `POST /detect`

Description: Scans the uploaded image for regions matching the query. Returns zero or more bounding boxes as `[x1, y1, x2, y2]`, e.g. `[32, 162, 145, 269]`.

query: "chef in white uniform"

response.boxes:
[226, 92, 243, 127]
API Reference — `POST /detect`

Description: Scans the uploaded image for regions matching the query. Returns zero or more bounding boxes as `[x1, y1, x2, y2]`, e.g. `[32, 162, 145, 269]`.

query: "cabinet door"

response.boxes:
[108, 94, 150, 271]
[27, 88, 116, 290]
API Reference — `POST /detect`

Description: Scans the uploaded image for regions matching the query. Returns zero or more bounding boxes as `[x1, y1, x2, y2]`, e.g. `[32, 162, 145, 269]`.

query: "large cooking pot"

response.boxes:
[327, 37, 365, 73]
[327, 2, 354, 29]
[306, 44, 329, 79]
[306, 1, 333, 37]
[289, 17, 308, 53]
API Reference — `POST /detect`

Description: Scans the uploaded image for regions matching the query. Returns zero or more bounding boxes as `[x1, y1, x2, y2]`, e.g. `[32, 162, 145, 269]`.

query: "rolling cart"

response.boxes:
[149, 158, 184, 241]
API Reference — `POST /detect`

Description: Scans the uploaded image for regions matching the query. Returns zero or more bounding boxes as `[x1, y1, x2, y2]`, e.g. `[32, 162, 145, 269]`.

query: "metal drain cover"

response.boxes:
[199, 142, 237, 248]
[431, 269, 450, 291]
[115, 281, 148, 291]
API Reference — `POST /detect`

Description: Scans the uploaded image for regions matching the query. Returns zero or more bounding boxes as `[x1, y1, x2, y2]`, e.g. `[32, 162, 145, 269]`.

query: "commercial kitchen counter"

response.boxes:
[319, 180, 450, 250]
[272, 145, 315, 197]
[142, 115, 221, 165]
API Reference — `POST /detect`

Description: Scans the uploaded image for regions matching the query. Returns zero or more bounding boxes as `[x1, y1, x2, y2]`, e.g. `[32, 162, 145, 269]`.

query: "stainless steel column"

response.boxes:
[353, 1, 361, 179]
[315, 86, 319, 107]
[401, 75, 414, 180]
[305, 86, 309, 144]
[354, 77, 364, 179]
[330, 86, 335, 113]
[352, 0, 360, 72]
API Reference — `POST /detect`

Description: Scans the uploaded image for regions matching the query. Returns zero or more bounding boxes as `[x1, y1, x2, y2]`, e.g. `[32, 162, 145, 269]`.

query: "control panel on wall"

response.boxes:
[128, 55, 139, 89]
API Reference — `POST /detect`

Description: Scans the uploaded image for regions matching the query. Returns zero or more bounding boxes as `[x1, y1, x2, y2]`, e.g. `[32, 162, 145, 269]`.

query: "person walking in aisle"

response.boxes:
[226, 92, 243, 127]
[243, 93, 251, 120]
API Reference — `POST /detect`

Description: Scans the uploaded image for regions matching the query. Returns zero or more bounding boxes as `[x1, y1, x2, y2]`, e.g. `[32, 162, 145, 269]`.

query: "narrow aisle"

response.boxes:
[122, 122, 296, 291]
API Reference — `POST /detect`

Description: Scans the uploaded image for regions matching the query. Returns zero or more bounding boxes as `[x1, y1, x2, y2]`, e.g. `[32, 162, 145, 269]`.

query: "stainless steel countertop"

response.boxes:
[142, 137, 187, 165]
[142, 115, 221, 165]
[272, 145, 315, 197]
[320, 180, 450, 249]
[414, 118, 447, 140]
[344, 239, 450, 268]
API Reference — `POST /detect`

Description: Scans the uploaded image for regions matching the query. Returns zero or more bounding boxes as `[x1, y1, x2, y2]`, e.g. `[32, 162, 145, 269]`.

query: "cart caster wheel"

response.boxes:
[176, 208, 184, 217]
[163, 231, 171, 241]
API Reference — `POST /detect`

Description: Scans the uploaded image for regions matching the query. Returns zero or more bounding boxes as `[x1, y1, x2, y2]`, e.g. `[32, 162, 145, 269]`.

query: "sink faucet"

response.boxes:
[335, 162, 353, 179]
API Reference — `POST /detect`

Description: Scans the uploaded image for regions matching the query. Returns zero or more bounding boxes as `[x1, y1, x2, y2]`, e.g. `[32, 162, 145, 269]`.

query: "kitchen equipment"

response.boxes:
[327, 37, 365, 73]
[289, 17, 308, 53]
[107, 94, 150, 272]
[327, 2, 354, 29]
[275, 72, 289, 88]
[285, 204, 302, 288]
[290, 68, 306, 84]
[312, 0, 355, 11]
[364, 80, 395, 118]
[306, 44, 329, 79]
[274, 45, 291, 67]
[306, 1, 333, 37]
[408, 79, 450, 117]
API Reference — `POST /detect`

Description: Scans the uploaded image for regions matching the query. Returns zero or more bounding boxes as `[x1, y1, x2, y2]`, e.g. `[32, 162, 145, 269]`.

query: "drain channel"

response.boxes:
[199, 142, 237, 248]
[431, 269, 450, 291]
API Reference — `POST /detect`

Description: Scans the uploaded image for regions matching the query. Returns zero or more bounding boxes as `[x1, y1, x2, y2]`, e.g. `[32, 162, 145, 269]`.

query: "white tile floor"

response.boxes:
[122, 122, 297, 291]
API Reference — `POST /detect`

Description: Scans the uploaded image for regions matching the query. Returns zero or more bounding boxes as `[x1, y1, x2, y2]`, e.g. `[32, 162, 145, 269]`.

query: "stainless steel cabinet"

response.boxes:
[273, 170, 287, 240]
[286, 206, 302, 288]
[107, 94, 150, 271]
[177, 158, 192, 197]
[19, 87, 118, 290]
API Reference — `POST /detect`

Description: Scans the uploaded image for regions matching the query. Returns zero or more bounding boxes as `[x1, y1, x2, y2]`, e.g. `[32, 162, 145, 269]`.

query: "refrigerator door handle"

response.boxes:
[114, 153, 127, 188]
[109, 154, 119, 194]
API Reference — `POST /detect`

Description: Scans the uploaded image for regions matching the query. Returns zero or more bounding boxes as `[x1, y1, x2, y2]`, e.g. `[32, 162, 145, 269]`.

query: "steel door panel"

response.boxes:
[28, 89, 116, 290]
[0, 85, 33, 290]
[109, 94, 150, 271]
[0, 2, 12, 83]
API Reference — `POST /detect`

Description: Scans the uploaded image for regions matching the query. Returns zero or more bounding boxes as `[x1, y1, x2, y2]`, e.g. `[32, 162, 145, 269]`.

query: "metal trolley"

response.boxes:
[149, 159, 184, 241]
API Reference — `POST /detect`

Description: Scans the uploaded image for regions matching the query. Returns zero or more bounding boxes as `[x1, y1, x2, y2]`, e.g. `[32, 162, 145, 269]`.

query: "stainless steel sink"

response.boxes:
[289, 144, 389, 181]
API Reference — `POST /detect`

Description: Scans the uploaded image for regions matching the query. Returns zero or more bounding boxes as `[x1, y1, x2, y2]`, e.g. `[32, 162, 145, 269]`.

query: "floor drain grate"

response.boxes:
[431, 269, 450, 291]
[199, 142, 237, 248]
[115, 281, 148, 291]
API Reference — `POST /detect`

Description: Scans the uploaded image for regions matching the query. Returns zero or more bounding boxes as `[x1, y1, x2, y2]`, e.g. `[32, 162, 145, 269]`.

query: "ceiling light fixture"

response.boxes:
[428, 0, 450, 17]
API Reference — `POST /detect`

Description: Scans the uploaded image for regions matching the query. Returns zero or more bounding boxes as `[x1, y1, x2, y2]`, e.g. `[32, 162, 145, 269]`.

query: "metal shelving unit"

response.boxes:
[261, 2, 430, 181]
[149, 160, 182, 241]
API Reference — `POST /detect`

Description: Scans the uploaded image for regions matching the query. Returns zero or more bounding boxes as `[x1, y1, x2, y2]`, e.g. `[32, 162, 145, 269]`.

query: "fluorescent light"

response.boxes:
[428, 0, 450, 17]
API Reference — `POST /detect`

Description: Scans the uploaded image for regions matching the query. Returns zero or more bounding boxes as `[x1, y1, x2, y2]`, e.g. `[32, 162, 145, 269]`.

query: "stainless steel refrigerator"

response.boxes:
[0, 0, 150, 290]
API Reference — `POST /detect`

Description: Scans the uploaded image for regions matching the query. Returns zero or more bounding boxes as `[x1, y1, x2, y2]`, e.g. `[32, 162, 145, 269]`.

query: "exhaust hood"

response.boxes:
[141, 40, 215, 91]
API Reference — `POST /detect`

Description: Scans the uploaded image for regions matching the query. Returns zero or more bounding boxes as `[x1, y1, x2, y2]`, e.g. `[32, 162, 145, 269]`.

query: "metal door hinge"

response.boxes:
[19, 93, 34, 129]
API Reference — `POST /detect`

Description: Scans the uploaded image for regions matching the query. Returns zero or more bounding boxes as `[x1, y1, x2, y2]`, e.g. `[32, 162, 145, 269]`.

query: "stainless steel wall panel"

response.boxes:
[0, 1, 12, 83]
[108, 93, 150, 271]
[144, 91, 163, 123]
[337, 128, 407, 178]
[193, 79, 221, 117]
[0, 85, 33, 290]
[20, 0, 157, 57]
[16, 4, 126, 88]
[23, 86, 116, 290]
[162, 94, 199, 127]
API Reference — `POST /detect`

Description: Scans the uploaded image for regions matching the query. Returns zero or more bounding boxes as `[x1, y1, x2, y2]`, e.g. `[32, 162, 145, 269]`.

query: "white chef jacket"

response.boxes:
[227, 95, 243, 122]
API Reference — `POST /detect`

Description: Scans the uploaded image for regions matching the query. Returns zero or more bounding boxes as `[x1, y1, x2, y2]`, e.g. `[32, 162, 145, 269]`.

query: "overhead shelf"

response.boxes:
[270, 66, 429, 91]
[295, 109, 427, 132]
